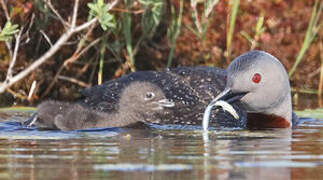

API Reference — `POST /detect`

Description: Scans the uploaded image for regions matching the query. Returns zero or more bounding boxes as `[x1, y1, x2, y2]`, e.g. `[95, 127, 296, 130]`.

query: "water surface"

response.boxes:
[0, 108, 322, 180]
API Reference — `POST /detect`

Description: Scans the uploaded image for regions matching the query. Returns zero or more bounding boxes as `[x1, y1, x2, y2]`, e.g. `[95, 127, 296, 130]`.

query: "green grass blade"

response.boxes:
[123, 0, 135, 72]
[167, 0, 183, 68]
[226, 0, 240, 61]
[98, 35, 107, 85]
[289, 0, 322, 77]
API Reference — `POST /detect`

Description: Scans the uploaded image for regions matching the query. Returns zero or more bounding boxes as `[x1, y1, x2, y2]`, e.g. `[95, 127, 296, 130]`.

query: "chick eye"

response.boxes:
[252, 73, 261, 83]
[145, 92, 155, 100]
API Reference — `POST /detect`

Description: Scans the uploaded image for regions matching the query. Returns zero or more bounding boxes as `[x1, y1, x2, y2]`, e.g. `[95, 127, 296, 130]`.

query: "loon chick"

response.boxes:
[28, 82, 174, 130]
[204, 50, 295, 129]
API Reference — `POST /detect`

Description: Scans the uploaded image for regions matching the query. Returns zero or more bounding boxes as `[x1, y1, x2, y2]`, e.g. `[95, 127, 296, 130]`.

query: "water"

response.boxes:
[0, 109, 322, 179]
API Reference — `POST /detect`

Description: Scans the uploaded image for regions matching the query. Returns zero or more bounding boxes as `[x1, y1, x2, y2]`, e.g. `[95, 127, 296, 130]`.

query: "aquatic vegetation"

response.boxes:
[187, 0, 219, 41]
[295, 108, 323, 119]
[288, 0, 323, 78]
[240, 14, 266, 50]
[0, 106, 36, 112]
[167, 0, 183, 67]
[225, 0, 240, 63]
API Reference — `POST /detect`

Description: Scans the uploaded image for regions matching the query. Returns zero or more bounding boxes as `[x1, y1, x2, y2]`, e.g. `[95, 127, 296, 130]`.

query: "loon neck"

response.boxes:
[248, 92, 293, 128]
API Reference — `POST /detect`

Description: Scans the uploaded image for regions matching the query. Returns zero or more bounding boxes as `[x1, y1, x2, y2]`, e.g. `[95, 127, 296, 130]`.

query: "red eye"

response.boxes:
[252, 73, 261, 83]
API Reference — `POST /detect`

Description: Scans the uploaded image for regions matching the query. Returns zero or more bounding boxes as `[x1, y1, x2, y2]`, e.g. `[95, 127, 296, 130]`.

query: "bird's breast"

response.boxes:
[246, 113, 291, 128]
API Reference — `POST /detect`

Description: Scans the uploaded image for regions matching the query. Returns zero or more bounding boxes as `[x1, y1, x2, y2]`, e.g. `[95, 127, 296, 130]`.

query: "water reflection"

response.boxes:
[0, 111, 322, 179]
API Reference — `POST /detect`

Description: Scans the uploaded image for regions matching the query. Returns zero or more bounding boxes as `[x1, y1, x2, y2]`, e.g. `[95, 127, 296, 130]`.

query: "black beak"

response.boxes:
[214, 88, 248, 103]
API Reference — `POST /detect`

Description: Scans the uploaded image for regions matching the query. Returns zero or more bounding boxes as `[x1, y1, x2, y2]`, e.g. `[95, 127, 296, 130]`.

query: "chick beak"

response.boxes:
[152, 99, 175, 110]
[202, 88, 247, 130]
[158, 99, 175, 107]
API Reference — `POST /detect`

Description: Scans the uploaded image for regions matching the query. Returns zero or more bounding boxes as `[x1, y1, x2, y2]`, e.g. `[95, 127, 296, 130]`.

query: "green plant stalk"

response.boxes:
[190, 0, 202, 36]
[0, 106, 37, 112]
[122, 0, 135, 72]
[77, 1, 96, 52]
[201, 0, 219, 41]
[289, 0, 322, 77]
[251, 15, 265, 50]
[98, 36, 107, 85]
[295, 108, 323, 119]
[187, 0, 218, 41]
[98, 57, 104, 85]
[34, 0, 49, 30]
[134, 0, 164, 55]
[318, 58, 323, 97]
[311, 1, 323, 42]
[226, 0, 239, 62]
[291, 87, 320, 95]
[239, 13, 265, 50]
[167, 44, 176, 67]
[167, 0, 183, 68]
